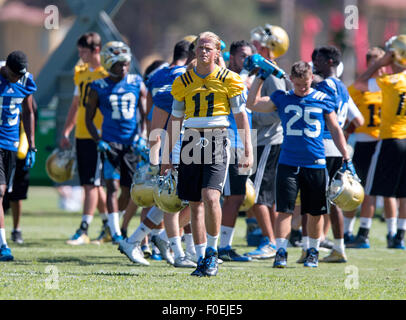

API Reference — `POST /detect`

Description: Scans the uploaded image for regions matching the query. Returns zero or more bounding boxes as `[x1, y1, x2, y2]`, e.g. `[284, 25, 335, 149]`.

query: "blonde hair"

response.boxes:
[196, 31, 221, 51]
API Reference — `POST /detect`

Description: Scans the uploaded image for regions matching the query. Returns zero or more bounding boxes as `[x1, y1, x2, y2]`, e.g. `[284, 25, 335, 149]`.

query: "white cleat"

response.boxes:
[151, 236, 175, 265]
[174, 255, 197, 268]
[118, 240, 150, 266]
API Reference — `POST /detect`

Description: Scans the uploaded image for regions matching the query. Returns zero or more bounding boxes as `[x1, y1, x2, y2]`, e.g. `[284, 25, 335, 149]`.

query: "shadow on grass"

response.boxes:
[36, 256, 126, 266]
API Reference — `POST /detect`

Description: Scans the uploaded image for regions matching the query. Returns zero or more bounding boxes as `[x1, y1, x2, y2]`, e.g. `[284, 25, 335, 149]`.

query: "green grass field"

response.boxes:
[0, 186, 405, 300]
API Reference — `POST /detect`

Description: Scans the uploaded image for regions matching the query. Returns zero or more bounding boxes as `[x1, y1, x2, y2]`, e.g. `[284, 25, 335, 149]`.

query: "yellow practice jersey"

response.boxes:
[171, 65, 244, 127]
[347, 84, 382, 139]
[73, 64, 109, 139]
[376, 72, 406, 139]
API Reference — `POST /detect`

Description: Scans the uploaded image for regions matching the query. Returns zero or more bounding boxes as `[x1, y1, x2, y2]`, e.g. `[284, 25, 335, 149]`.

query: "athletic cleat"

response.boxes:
[141, 244, 152, 258]
[202, 247, 219, 276]
[244, 236, 276, 259]
[320, 238, 334, 249]
[151, 235, 174, 265]
[218, 245, 252, 262]
[118, 240, 149, 266]
[185, 251, 198, 263]
[0, 245, 13, 262]
[174, 255, 197, 268]
[321, 249, 347, 263]
[344, 232, 355, 244]
[386, 233, 395, 249]
[304, 248, 319, 267]
[296, 249, 307, 263]
[121, 228, 128, 240]
[190, 256, 206, 277]
[289, 229, 302, 247]
[66, 229, 90, 245]
[151, 249, 162, 261]
[11, 230, 24, 244]
[392, 237, 405, 250]
[273, 248, 288, 268]
[93, 222, 112, 244]
[111, 233, 123, 244]
[346, 235, 370, 249]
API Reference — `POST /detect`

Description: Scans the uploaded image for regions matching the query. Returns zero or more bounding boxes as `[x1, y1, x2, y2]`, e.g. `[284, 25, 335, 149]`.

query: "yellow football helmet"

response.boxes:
[130, 164, 156, 208]
[239, 178, 256, 212]
[153, 170, 187, 214]
[385, 35, 406, 68]
[100, 41, 132, 73]
[250, 24, 289, 58]
[45, 148, 76, 183]
[183, 35, 197, 44]
[328, 170, 365, 211]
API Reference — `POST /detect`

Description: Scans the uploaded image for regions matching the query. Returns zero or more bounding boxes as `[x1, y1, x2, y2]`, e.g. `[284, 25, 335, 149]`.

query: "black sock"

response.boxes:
[358, 227, 369, 238]
[395, 229, 405, 240]
[80, 221, 89, 232]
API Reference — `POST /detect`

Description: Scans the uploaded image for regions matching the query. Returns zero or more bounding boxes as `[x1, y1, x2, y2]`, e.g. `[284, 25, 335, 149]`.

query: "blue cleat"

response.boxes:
[273, 248, 288, 268]
[151, 249, 163, 261]
[346, 235, 370, 249]
[218, 245, 252, 262]
[112, 233, 124, 244]
[344, 232, 355, 244]
[202, 247, 219, 276]
[191, 256, 206, 277]
[0, 245, 13, 262]
[244, 236, 276, 259]
[393, 237, 405, 250]
[304, 248, 319, 268]
[387, 233, 395, 248]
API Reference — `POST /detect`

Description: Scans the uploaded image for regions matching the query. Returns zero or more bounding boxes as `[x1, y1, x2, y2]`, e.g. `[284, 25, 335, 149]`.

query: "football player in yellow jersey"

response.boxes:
[344, 47, 389, 249]
[60, 32, 109, 245]
[162, 31, 253, 276]
[355, 37, 406, 249]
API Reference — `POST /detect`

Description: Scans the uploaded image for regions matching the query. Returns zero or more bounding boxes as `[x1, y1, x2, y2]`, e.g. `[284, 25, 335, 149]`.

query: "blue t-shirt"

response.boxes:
[227, 89, 252, 149]
[146, 65, 186, 114]
[91, 74, 143, 145]
[316, 77, 350, 140]
[0, 72, 36, 151]
[271, 88, 334, 168]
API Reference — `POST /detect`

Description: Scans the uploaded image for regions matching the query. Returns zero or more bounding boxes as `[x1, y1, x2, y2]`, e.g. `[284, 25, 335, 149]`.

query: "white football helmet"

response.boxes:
[45, 148, 76, 183]
[130, 163, 156, 208]
[100, 41, 132, 73]
[328, 170, 364, 211]
[153, 170, 187, 214]
[385, 34, 406, 68]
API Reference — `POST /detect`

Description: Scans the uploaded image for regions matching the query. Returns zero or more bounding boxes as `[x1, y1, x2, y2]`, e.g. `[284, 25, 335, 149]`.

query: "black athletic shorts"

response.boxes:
[249, 144, 280, 207]
[177, 128, 229, 202]
[352, 141, 378, 187]
[366, 138, 406, 198]
[223, 148, 249, 196]
[7, 158, 29, 200]
[76, 138, 103, 186]
[0, 148, 16, 187]
[326, 156, 343, 181]
[276, 163, 329, 216]
[103, 142, 138, 188]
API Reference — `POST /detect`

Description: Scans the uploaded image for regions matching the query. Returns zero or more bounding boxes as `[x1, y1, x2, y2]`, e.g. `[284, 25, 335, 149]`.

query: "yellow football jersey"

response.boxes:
[73, 64, 108, 139]
[376, 72, 406, 139]
[171, 65, 244, 127]
[348, 84, 381, 139]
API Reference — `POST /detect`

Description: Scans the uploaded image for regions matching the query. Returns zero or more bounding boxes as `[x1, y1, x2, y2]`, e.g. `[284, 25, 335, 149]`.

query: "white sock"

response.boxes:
[119, 210, 126, 219]
[333, 238, 345, 254]
[344, 216, 356, 234]
[184, 233, 195, 254]
[359, 217, 372, 229]
[151, 228, 164, 237]
[128, 222, 151, 244]
[99, 213, 108, 222]
[219, 225, 235, 249]
[309, 237, 320, 251]
[302, 236, 309, 251]
[159, 230, 169, 242]
[169, 236, 184, 259]
[397, 218, 406, 231]
[195, 243, 207, 259]
[276, 238, 288, 251]
[0, 228, 6, 246]
[82, 214, 93, 225]
[107, 212, 121, 236]
[207, 233, 219, 250]
[386, 218, 397, 236]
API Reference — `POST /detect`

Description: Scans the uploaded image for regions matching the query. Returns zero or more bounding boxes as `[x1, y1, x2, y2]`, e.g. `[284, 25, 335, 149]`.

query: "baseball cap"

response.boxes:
[6, 51, 28, 76]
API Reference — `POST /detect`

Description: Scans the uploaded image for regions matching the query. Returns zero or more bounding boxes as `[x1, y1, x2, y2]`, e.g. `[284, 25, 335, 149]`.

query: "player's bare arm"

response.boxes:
[246, 77, 275, 112]
[138, 84, 148, 137]
[160, 114, 183, 174]
[234, 110, 253, 169]
[60, 95, 79, 148]
[325, 111, 349, 160]
[85, 88, 101, 142]
[21, 94, 36, 150]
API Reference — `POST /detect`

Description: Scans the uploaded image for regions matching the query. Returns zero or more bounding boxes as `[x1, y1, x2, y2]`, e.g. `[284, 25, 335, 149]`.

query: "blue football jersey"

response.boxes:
[0, 71, 36, 151]
[316, 77, 350, 139]
[271, 89, 334, 168]
[146, 65, 186, 114]
[91, 74, 143, 145]
[227, 88, 252, 149]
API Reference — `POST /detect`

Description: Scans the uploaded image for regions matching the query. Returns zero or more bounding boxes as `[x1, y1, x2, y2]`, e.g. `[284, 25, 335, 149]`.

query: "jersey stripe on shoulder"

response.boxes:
[325, 78, 337, 94]
[216, 68, 227, 80]
[179, 74, 187, 87]
[185, 71, 193, 84]
[220, 70, 230, 82]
